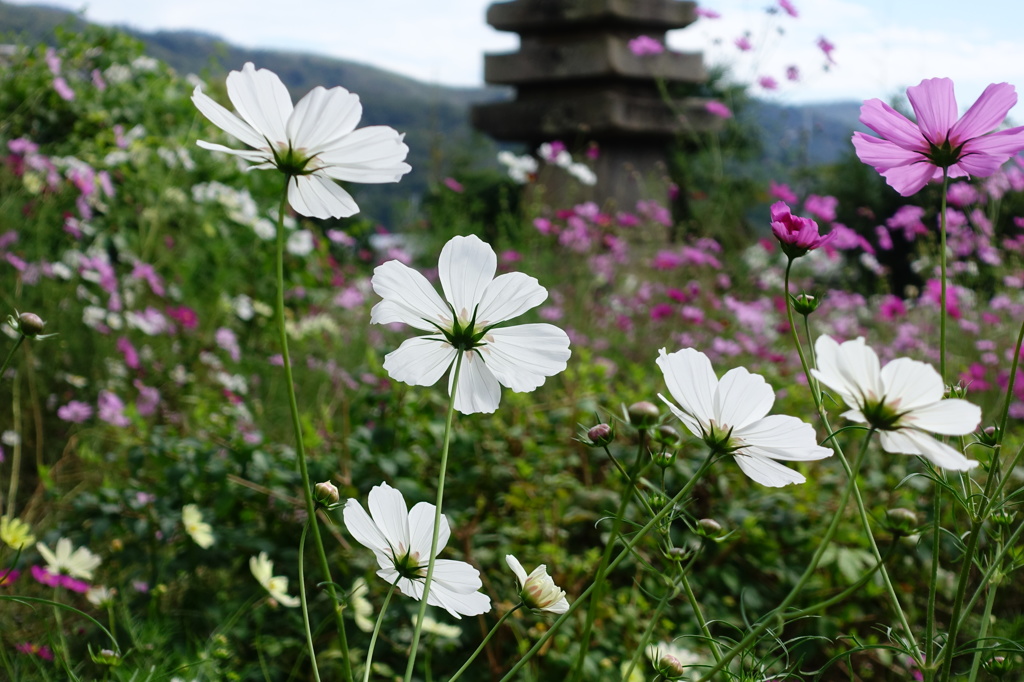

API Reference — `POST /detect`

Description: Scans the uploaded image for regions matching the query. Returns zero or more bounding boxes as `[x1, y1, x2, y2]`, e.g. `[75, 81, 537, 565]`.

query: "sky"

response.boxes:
[8, 0, 1024, 119]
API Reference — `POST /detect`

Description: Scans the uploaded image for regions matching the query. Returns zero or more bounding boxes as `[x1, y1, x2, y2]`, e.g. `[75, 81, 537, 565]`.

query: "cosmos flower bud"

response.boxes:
[314, 481, 340, 506]
[791, 292, 822, 316]
[653, 424, 681, 448]
[977, 425, 1000, 447]
[90, 648, 121, 667]
[982, 654, 1015, 678]
[884, 508, 918, 537]
[586, 423, 614, 447]
[627, 401, 660, 429]
[505, 555, 569, 614]
[696, 518, 723, 539]
[17, 312, 46, 337]
[656, 654, 686, 679]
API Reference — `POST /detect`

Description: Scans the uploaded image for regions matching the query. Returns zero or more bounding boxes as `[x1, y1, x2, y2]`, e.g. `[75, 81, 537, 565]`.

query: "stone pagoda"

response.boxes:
[472, 0, 717, 210]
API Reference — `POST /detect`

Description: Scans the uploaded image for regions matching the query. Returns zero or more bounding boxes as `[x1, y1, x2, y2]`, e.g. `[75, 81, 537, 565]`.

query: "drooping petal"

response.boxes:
[736, 414, 832, 461]
[226, 62, 292, 146]
[857, 99, 928, 152]
[439, 235, 497, 320]
[287, 85, 362, 151]
[714, 366, 774, 430]
[318, 127, 412, 183]
[429, 559, 485, 594]
[659, 394, 702, 439]
[477, 272, 548, 326]
[505, 554, 529, 587]
[949, 82, 1017, 144]
[399, 565, 491, 618]
[879, 163, 943, 197]
[907, 77, 957, 146]
[900, 398, 980, 436]
[382, 336, 457, 387]
[451, 350, 501, 414]
[733, 452, 807, 487]
[287, 173, 359, 219]
[191, 86, 267, 150]
[408, 501, 451, 557]
[370, 260, 452, 331]
[878, 429, 979, 470]
[480, 324, 571, 393]
[195, 140, 270, 163]
[656, 348, 717, 432]
[879, 357, 945, 413]
[957, 127, 1024, 177]
[368, 482, 410, 552]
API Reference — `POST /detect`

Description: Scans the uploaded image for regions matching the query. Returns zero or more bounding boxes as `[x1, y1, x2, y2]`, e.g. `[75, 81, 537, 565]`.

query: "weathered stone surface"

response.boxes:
[487, 0, 698, 30]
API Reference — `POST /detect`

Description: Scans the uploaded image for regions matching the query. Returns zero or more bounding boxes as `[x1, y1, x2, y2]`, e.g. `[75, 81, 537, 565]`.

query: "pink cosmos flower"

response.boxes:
[852, 78, 1024, 196]
[778, 0, 799, 17]
[53, 77, 74, 101]
[443, 177, 464, 193]
[705, 101, 733, 119]
[735, 36, 752, 51]
[57, 401, 93, 423]
[786, 65, 800, 82]
[628, 35, 665, 57]
[804, 194, 838, 222]
[770, 201, 835, 258]
[695, 6, 721, 19]
[769, 180, 798, 203]
[758, 76, 779, 91]
[98, 390, 131, 427]
[817, 36, 836, 63]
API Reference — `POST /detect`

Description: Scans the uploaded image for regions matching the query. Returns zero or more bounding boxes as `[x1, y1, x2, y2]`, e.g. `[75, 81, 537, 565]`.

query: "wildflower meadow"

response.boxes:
[1, 6, 1023, 682]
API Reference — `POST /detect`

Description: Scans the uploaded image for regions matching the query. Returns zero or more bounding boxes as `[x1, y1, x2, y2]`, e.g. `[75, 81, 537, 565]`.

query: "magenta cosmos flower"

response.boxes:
[852, 78, 1024, 196]
[770, 201, 835, 258]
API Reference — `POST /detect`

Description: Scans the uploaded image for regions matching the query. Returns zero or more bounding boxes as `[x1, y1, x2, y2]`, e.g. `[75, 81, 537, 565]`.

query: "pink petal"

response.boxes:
[852, 133, 923, 168]
[858, 99, 927, 151]
[949, 82, 1017, 144]
[880, 163, 941, 197]
[907, 78, 957, 146]
[957, 126, 1024, 177]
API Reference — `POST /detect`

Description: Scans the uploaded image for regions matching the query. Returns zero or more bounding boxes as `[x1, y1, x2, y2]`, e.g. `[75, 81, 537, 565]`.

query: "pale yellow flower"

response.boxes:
[181, 504, 215, 549]
[36, 537, 101, 579]
[0, 515, 35, 550]
[249, 552, 300, 608]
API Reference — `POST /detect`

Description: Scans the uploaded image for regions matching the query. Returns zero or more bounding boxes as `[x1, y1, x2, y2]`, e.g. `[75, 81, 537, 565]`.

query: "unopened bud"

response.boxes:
[17, 312, 45, 337]
[314, 481, 340, 506]
[653, 425, 681, 448]
[627, 401, 659, 429]
[791, 292, 821, 316]
[991, 510, 1015, 527]
[651, 449, 676, 468]
[90, 648, 121, 667]
[648, 492, 668, 510]
[884, 508, 918, 536]
[978, 425, 1001, 447]
[656, 654, 685, 679]
[586, 423, 614, 447]
[982, 654, 1015, 677]
[696, 518, 723, 539]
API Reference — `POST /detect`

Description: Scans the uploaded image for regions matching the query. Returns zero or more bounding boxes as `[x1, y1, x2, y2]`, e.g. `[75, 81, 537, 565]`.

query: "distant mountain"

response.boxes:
[0, 1, 867, 219]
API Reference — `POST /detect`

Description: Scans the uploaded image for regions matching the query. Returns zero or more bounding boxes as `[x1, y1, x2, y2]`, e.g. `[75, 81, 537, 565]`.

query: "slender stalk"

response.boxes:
[272, 183, 351, 682]
[938, 170, 949, 381]
[448, 604, 522, 682]
[784, 542, 896, 620]
[680, 570, 723, 663]
[363, 583, 396, 682]
[571, 429, 649, 680]
[958, 519, 1024, 628]
[622, 589, 673, 682]
[404, 352, 464, 682]
[924, 476, 942, 679]
[297, 521, 321, 682]
[966, 579, 999, 682]
[0, 334, 24, 381]
[695, 433, 875, 681]
[498, 452, 717, 681]
[5, 377, 22, 518]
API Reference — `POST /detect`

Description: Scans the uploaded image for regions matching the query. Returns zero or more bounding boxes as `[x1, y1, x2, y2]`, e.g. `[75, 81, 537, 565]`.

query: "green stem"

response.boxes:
[938, 170, 949, 381]
[925, 478, 942, 678]
[958, 518, 1024, 628]
[297, 522, 321, 682]
[498, 451, 717, 682]
[783, 259, 815, 391]
[966, 578, 999, 682]
[622, 588, 673, 682]
[404, 351, 464, 682]
[447, 604, 522, 682]
[680, 570, 723, 663]
[273, 183, 351, 682]
[784, 542, 896, 620]
[363, 583, 396, 682]
[571, 429, 649, 680]
[0, 334, 24, 381]
[695, 432, 874, 682]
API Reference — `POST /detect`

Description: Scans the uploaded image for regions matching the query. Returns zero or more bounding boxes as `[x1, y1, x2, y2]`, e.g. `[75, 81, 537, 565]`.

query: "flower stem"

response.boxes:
[497, 450, 717, 682]
[680, 570, 723, 663]
[938, 171, 950, 381]
[363, 583, 396, 682]
[0, 334, 24, 382]
[404, 351, 464, 682]
[273, 182, 351, 682]
[622, 587, 674, 681]
[297, 521, 321, 682]
[966, 578, 999, 682]
[447, 604, 521, 682]
[570, 428, 649, 680]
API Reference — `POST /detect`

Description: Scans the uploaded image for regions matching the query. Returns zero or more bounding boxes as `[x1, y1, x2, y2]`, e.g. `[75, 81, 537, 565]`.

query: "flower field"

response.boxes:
[0, 14, 1022, 682]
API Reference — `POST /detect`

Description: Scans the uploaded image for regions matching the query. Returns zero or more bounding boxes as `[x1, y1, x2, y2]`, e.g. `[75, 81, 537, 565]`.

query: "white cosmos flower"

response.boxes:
[505, 554, 569, 614]
[36, 537, 101, 580]
[249, 551, 301, 608]
[811, 335, 981, 470]
[191, 62, 411, 219]
[343, 482, 491, 619]
[370, 234, 571, 415]
[181, 504, 215, 549]
[657, 347, 833, 487]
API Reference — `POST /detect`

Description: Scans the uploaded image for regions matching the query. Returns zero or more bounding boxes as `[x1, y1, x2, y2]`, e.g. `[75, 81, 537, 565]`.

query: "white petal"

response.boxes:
[733, 453, 807, 487]
[546, 596, 570, 614]
[480, 324, 571, 392]
[368, 482, 410, 552]
[714, 366, 774, 430]
[287, 174, 359, 219]
[736, 415, 833, 461]
[878, 429, 979, 470]
[812, 335, 882, 408]
[191, 86, 267, 150]
[505, 554, 529, 587]
[658, 394, 703, 439]
[370, 260, 452, 331]
[318, 127, 412, 183]
[451, 350, 501, 414]
[195, 139, 270, 163]
[408, 501, 451, 557]
[880, 357, 945, 413]
[382, 337, 456, 387]
[287, 85, 361, 151]
[901, 398, 981, 436]
[343, 498, 392, 556]
[430, 559, 484, 594]
[439, 235, 496, 320]
[398, 561, 491, 618]
[226, 63, 292, 146]
[36, 541, 58, 569]
[477, 272, 548, 325]
[656, 348, 717, 429]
